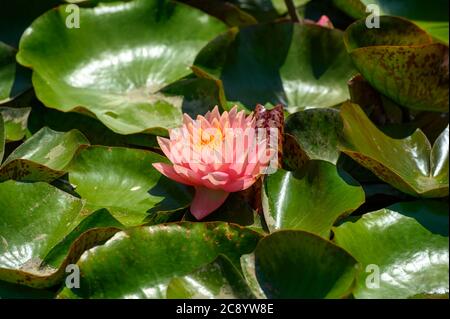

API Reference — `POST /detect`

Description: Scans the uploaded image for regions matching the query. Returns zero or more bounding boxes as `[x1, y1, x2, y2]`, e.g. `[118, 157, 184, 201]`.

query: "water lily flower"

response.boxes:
[306, 15, 334, 29]
[153, 106, 276, 220]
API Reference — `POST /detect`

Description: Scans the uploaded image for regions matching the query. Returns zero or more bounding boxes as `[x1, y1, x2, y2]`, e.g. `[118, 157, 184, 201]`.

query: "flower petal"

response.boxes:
[190, 186, 229, 220]
[152, 163, 196, 186]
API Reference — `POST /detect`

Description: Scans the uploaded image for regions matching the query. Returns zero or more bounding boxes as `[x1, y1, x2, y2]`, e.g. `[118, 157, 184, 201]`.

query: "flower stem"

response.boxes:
[284, 0, 299, 23]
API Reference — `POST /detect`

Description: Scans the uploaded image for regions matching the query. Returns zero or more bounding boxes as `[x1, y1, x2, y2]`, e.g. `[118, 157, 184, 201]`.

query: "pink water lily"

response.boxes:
[153, 106, 276, 220]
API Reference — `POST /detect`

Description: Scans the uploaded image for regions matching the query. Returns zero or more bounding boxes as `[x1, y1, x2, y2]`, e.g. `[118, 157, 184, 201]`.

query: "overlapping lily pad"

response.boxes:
[0, 42, 15, 102]
[194, 21, 356, 111]
[0, 107, 31, 141]
[166, 255, 255, 298]
[334, 0, 449, 44]
[17, 0, 228, 134]
[0, 127, 89, 182]
[0, 114, 5, 162]
[339, 102, 449, 198]
[344, 16, 449, 112]
[58, 222, 261, 298]
[262, 162, 365, 237]
[334, 208, 449, 298]
[285, 108, 343, 164]
[253, 230, 359, 298]
[67, 146, 193, 226]
[387, 200, 449, 236]
[0, 181, 122, 288]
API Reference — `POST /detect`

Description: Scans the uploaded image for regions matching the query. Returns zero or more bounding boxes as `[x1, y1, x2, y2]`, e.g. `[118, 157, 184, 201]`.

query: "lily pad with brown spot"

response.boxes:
[344, 16, 448, 112]
[0, 127, 89, 182]
[339, 102, 448, 198]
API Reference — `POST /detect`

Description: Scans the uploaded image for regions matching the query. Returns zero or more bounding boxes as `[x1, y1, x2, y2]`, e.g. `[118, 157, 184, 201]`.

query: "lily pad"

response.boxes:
[0, 127, 89, 182]
[0, 182, 124, 289]
[67, 146, 193, 226]
[387, 200, 449, 236]
[344, 16, 448, 112]
[0, 42, 15, 102]
[43, 209, 125, 268]
[0, 181, 82, 287]
[262, 162, 365, 237]
[339, 102, 449, 198]
[334, 0, 449, 44]
[58, 222, 262, 298]
[333, 208, 449, 299]
[194, 21, 356, 111]
[254, 230, 359, 298]
[0, 107, 31, 142]
[0, 114, 4, 162]
[16, 0, 228, 134]
[285, 108, 343, 164]
[166, 255, 255, 298]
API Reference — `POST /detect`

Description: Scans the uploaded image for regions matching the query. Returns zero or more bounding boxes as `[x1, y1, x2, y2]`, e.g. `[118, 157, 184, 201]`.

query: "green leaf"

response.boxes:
[0, 42, 31, 103]
[67, 146, 193, 226]
[334, 208, 449, 299]
[254, 230, 358, 298]
[339, 102, 449, 198]
[58, 222, 262, 298]
[0, 42, 15, 102]
[0, 107, 31, 142]
[334, 0, 449, 44]
[43, 209, 125, 268]
[0, 181, 82, 287]
[166, 255, 255, 299]
[285, 108, 343, 164]
[28, 100, 158, 149]
[0, 114, 4, 162]
[194, 21, 356, 111]
[240, 253, 267, 299]
[387, 200, 449, 236]
[0, 127, 89, 182]
[16, 0, 228, 134]
[344, 16, 448, 112]
[262, 162, 365, 237]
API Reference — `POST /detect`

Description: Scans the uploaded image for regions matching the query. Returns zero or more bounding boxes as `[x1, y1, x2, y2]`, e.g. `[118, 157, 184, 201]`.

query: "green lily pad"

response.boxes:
[0, 127, 89, 182]
[388, 200, 449, 236]
[27, 99, 159, 149]
[43, 209, 125, 268]
[240, 253, 267, 299]
[334, 0, 449, 44]
[0, 42, 15, 102]
[285, 108, 343, 164]
[339, 102, 449, 197]
[262, 162, 365, 237]
[194, 21, 356, 111]
[67, 146, 193, 226]
[254, 230, 359, 298]
[344, 16, 448, 112]
[16, 0, 227, 134]
[333, 208, 449, 299]
[166, 254, 255, 298]
[0, 181, 123, 288]
[0, 107, 31, 142]
[0, 180, 83, 287]
[0, 115, 4, 162]
[58, 222, 262, 298]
